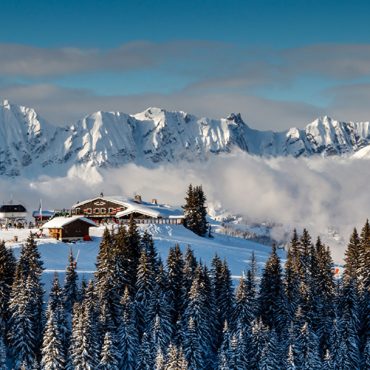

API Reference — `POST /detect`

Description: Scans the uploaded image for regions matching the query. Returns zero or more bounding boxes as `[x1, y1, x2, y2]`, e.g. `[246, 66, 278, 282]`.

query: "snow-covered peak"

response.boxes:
[0, 101, 369, 177]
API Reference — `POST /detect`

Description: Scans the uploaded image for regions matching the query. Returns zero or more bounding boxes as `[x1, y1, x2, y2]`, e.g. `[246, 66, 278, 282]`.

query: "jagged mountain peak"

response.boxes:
[0, 101, 368, 177]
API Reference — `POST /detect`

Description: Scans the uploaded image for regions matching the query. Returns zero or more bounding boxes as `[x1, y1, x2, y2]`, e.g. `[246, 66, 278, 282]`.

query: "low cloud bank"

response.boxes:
[2, 154, 369, 262]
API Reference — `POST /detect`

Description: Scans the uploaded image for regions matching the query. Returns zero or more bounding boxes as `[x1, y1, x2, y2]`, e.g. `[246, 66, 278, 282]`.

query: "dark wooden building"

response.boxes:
[71, 195, 128, 223]
[71, 194, 184, 224]
[41, 216, 97, 242]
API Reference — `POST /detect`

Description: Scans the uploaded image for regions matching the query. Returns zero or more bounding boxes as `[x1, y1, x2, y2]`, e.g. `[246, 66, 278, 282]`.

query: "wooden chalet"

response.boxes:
[71, 195, 129, 223]
[71, 194, 184, 224]
[41, 216, 97, 242]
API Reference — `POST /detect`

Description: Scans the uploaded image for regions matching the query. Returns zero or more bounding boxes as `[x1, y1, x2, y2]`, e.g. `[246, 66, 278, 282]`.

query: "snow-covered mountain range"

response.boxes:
[1, 99, 370, 177]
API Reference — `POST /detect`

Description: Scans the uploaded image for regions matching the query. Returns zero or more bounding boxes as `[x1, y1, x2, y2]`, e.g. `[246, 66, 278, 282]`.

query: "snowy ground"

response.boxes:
[1, 225, 285, 291]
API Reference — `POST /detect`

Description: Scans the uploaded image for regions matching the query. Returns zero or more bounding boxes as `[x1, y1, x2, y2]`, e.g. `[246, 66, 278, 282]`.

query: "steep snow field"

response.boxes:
[1, 224, 283, 291]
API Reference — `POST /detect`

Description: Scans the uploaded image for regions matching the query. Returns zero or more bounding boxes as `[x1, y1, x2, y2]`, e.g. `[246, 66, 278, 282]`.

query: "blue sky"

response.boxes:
[1, 0, 370, 128]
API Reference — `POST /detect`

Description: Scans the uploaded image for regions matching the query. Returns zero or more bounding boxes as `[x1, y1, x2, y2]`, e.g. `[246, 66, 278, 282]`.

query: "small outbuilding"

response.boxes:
[41, 216, 97, 242]
[32, 210, 55, 226]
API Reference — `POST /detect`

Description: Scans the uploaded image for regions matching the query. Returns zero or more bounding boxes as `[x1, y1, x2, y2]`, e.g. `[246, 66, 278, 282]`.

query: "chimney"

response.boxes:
[134, 194, 142, 203]
[151, 198, 158, 205]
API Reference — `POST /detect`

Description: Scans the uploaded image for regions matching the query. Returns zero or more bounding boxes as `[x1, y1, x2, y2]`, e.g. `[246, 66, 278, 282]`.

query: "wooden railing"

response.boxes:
[119, 218, 183, 225]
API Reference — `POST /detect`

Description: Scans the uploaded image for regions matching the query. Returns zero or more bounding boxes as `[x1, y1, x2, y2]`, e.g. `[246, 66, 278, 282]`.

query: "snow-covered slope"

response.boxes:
[352, 144, 370, 159]
[6, 224, 281, 284]
[1, 100, 370, 177]
[0, 100, 54, 176]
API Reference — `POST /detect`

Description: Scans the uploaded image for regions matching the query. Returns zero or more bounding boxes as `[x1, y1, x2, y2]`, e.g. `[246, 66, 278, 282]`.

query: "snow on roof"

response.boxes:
[72, 195, 129, 208]
[42, 216, 97, 229]
[32, 210, 55, 218]
[115, 199, 184, 219]
[72, 195, 184, 219]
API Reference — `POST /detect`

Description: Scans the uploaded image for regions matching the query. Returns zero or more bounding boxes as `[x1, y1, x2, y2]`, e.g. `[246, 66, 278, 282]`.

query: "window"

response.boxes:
[85, 208, 92, 214]
[94, 208, 100, 214]
[101, 208, 106, 214]
[108, 208, 115, 214]
[75, 208, 81, 214]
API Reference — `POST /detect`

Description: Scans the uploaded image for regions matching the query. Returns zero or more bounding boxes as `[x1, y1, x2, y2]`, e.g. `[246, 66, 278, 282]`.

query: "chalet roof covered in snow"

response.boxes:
[72, 195, 183, 219]
[72, 195, 130, 209]
[42, 216, 97, 229]
[115, 200, 184, 219]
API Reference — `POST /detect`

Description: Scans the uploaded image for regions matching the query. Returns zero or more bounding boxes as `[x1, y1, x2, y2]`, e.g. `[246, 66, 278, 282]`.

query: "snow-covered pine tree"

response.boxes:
[78, 277, 87, 302]
[211, 256, 234, 349]
[286, 344, 297, 370]
[166, 245, 184, 325]
[193, 185, 208, 237]
[8, 276, 39, 368]
[141, 230, 159, 273]
[183, 184, 208, 237]
[165, 343, 187, 370]
[46, 273, 69, 359]
[338, 278, 361, 370]
[358, 219, 370, 358]
[41, 308, 66, 370]
[111, 225, 131, 297]
[0, 240, 16, 337]
[322, 349, 334, 370]
[363, 337, 370, 370]
[183, 317, 203, 369]
[125, 216, 141, 292]
[284, 243, 301, 324]
[344, 228, 362, 284]
[182, 246, 197, 300]
[234, 326, 252, 369]
[217, 321, 231, 370]
[95, 229, 121, 337]
[310, 238, 335, 356]
[258, 244, 286, 331]
[98, 276, 120, 337]
[98, 332, 119, 370]
[135, 249, 156, 336]
[154, 347, 165, 370]
[295, 322, 322, 370]
[249, 318, 269, 369]
[329, 316, 345, 370]
[182, 184, 196, 233]
[116, 287, 139, 370]
[95, 228, 114, 295]
[69, 300, 99, 369]
[8, 233, 44, 368]
[183, 266, 214, 368]
[150, 314, 171, 357]
[136, 331, 154, 370]
[0, 333, 6, 370]
[147, 271, 173, 350]
[63, 249, 79, 314]
[358, 219, 370, 293]
[259, 328, 281, 370]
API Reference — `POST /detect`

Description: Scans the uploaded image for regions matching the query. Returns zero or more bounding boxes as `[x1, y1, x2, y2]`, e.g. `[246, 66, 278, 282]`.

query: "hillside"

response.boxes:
[4, 224, 283, 289]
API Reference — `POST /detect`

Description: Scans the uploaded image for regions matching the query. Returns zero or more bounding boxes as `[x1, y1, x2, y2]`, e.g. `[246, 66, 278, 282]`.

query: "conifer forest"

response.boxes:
[0, 217, 368, 369]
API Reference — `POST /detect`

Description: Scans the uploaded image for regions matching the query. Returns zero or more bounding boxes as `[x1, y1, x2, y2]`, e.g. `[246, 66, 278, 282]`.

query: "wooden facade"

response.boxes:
[72, 197, 127, 221]
[45, 218, 95, 242]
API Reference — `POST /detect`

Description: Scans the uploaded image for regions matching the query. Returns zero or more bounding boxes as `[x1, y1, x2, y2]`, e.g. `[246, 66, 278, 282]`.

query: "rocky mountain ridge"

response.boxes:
[0, 100, 369, 177]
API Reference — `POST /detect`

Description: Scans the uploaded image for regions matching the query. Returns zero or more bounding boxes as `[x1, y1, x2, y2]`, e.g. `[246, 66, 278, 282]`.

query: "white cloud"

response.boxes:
[2, 154, 368, 263]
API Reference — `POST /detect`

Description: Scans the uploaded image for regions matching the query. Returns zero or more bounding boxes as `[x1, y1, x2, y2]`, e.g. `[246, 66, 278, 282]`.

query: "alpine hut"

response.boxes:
[41, 216, 97, 242]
